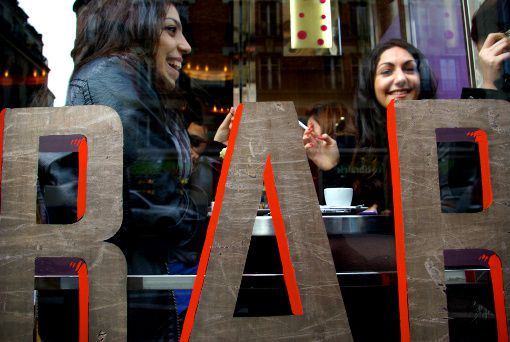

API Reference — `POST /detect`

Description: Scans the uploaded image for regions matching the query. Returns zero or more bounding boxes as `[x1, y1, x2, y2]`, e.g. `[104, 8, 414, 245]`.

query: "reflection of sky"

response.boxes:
[18, 0, 76, 107]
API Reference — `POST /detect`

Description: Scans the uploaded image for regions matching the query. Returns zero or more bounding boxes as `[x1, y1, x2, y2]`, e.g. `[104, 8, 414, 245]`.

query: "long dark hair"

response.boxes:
[72, 0, 173, 74]
[355, 39, 437, 147]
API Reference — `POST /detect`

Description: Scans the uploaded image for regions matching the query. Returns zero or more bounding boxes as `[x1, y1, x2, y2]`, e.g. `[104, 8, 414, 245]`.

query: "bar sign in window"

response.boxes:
[290, 0, 333, 49]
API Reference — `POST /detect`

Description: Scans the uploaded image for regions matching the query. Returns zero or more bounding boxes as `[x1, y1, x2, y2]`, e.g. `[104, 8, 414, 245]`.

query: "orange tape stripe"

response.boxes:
[0, 108, 5, 213]
[263, 155, 303, 315]
[488, 255, 509, 342]
[466, 130, 492, 209]
[180, 104, 244, 342]
[77, 263, 88, 342]
[470, 128, 506, 340]
[76, 137, 87, 221]
[70, 260, 89, 342]
[386, 101, 410, 342]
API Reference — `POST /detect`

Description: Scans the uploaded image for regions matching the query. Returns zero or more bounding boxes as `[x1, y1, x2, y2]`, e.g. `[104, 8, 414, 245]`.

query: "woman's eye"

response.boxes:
[164, 26, 177, 34]
[380, 69, 392, 76]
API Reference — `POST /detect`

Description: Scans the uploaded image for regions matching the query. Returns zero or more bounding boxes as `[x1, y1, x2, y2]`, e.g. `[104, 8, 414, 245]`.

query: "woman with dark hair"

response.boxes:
[304, 39, 437, 213]
[64, 0, 231, 340]
[355, 39, 437, 148]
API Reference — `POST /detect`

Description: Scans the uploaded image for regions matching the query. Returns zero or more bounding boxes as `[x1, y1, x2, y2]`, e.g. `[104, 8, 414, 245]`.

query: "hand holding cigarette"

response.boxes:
[302, 121, 339, 171]
[298, 120, 308, 130]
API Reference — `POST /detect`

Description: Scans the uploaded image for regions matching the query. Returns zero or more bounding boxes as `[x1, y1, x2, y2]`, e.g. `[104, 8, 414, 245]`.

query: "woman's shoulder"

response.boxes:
[72, 56, 143, 82]
[66, 56, 153, 106]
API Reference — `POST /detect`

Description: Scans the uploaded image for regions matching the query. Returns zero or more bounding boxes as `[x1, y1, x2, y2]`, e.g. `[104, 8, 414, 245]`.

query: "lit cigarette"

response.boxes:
[298, 120, 308, 130]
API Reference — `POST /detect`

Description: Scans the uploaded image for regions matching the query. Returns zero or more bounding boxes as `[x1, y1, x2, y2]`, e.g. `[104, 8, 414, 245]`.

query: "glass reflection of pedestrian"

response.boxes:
[67, 1, 232, 340]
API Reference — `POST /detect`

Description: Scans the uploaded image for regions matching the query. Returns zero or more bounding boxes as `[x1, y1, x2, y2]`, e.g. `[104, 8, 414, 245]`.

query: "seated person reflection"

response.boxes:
[304, 39, 437, 215]
[303, 102, 356, 205]
[188, 122, 209, 162]
[186, 121, 223, 207]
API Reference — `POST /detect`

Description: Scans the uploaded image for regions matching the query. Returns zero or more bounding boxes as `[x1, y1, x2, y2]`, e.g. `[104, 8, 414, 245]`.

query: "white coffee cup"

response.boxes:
[324, 188, 353, 207]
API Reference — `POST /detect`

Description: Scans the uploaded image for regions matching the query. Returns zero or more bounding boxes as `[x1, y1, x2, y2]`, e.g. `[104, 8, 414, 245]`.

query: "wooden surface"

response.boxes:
[0, 106, 126, 341]
[393, 99, 510, 341]
[190, 102, 352, 341]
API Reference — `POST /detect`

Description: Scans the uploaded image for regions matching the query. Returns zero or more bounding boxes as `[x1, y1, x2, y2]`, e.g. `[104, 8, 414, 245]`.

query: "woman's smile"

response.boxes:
[374, 47, 420, 107]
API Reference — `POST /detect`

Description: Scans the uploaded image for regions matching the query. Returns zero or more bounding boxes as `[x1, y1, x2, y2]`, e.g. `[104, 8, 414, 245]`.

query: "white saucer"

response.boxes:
[320, 205, 367, 210]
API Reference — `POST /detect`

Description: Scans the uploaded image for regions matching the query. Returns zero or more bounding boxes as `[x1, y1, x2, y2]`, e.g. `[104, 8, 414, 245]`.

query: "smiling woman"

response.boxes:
[155, 6, 191, 91]
[349, 39, 437, 213]
[38, 0, 231, 340]
[356, 39, 437, 148]
[374, 47, 421, 108]
[303, 39, 437, 214]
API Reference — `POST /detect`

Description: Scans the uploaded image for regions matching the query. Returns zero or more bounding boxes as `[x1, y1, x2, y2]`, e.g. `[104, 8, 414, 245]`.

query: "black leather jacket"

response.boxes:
[65, 55, 217, 274]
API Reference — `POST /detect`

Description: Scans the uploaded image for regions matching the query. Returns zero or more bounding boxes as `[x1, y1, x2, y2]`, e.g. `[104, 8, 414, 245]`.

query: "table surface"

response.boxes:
[34, 215, 489, 290]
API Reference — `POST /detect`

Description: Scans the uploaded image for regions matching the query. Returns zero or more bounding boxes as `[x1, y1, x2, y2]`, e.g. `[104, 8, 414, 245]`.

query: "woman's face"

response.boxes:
[374, 46, 421, 108]
[155, 5, 191, 91]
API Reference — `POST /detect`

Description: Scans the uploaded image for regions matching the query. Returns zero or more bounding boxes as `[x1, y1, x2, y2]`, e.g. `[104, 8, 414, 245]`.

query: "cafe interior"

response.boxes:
[1, 0, 507, 341]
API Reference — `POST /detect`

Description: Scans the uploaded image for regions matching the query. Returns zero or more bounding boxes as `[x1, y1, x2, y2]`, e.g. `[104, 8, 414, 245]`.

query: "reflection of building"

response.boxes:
[249, 1, 378, 115]
[232, 0, 471, 115]
[0, 0, 54, 108]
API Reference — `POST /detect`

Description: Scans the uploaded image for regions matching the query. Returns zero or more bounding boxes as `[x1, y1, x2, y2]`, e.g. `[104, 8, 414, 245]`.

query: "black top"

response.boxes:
[64, 56, 222, 273]
[461, 87, 510, 101]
